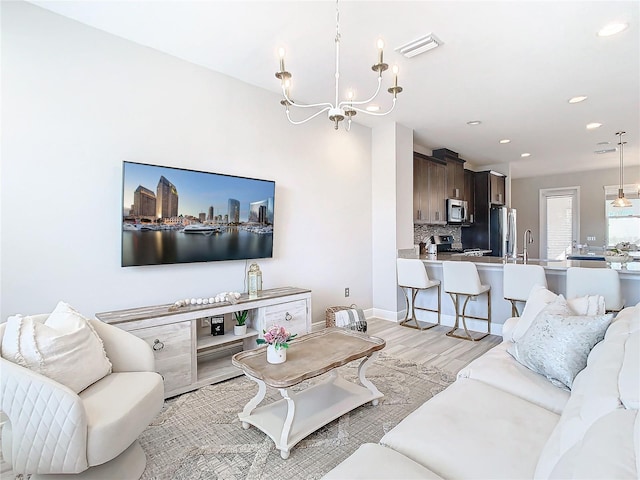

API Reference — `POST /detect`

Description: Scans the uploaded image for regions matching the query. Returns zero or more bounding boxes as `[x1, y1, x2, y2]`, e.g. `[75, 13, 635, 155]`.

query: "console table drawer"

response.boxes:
[131, 321, 193, 395]
[258, 300, 309, 337]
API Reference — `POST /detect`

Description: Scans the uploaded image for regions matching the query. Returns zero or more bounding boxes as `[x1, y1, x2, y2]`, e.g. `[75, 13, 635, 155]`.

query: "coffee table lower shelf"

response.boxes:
[239, 370, 383, 459]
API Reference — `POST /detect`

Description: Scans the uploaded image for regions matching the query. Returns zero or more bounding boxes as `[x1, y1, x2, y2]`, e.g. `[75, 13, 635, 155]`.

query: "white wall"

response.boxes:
[371, 123, 413, 320]
[0, 2, 373, 322]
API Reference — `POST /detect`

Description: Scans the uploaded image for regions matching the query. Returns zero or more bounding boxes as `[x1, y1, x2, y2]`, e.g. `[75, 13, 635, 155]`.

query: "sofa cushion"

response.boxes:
[1, 302, 112, 393]
[548, 408, 638, 480]
[511, 286, 605, 342]
[80, 371, 164, 466]
[534, 322, 638, 477]
[458, 341, 570, 414]
[508, 300, 612, 389]
[321, 443, 443, 480]
[381, 378, 559, 479]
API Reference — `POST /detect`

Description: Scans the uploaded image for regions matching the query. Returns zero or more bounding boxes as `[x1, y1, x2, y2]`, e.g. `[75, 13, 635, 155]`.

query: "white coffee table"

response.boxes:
[231, 328, 386, 459]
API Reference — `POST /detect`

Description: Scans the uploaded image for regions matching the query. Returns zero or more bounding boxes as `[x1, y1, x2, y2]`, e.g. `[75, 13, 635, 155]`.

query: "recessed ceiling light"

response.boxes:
[366, 105, 380, 112]
[597, 141, 611, 145]
[520, 153, 531, 158]
[467, 120, 482, 126]
[586, 123, 603, 130]
[597, 22, 629, 37]
[568, 96, 588, 104]
[499, 139, 511, 144]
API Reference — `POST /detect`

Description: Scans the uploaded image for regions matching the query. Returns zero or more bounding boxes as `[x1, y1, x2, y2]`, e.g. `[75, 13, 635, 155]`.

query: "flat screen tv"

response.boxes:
[121, 161, 275, 267]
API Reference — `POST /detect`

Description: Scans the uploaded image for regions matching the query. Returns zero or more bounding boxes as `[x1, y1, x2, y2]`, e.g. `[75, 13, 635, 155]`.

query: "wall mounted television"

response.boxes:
[121, 161, 275, 267]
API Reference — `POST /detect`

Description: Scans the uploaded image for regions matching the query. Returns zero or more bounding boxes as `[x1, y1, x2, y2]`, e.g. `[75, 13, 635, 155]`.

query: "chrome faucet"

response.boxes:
[522, 229, 534, 263]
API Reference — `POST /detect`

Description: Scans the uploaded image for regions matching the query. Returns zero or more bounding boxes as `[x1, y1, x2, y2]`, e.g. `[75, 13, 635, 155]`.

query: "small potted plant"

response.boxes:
[234, 310, 248, 336]
[256, 324, 297, 364]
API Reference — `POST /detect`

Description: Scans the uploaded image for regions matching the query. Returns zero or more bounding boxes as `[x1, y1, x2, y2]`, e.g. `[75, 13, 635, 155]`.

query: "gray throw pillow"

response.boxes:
[508, 301, 613, 389]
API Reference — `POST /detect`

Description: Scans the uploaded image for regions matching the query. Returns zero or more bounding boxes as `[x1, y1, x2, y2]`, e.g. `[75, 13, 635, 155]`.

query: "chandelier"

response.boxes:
[275, 0, 402, 131]
[611, 131, 632, 208]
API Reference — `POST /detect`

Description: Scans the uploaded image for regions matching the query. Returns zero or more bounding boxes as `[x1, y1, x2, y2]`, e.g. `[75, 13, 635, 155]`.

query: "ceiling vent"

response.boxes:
[595, 147, 617, 154]
[395, 33, 443, 58]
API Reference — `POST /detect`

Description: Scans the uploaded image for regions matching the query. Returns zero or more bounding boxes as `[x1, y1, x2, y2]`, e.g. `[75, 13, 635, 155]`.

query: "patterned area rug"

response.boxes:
[140, 353, 455, 480]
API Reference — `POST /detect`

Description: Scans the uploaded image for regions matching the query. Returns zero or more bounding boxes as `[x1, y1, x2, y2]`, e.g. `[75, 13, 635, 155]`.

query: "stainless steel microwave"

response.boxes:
[447, 199, 468, 224]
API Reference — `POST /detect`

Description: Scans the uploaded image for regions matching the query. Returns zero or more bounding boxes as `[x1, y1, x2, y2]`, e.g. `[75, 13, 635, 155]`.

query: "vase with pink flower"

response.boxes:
[256, 324, 297, 364]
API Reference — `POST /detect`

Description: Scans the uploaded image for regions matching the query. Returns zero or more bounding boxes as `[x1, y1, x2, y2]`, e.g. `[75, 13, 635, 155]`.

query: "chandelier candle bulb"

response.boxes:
[393, 65, 399, 87]
[377, 38, 384, 64]
[278, 47, 286, 72]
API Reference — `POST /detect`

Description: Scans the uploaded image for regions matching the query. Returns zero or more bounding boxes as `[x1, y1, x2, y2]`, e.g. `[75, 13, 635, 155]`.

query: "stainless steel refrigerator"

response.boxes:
[490, 206, 517, 258]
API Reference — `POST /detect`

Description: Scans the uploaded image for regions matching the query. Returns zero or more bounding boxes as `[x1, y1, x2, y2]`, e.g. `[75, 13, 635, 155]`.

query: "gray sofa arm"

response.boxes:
[88, 319, 155, 373]
[1, 358, 89, 474]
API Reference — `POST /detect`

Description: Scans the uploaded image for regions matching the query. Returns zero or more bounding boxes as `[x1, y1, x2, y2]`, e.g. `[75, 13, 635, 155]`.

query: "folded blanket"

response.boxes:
[334, 308, 367, 332]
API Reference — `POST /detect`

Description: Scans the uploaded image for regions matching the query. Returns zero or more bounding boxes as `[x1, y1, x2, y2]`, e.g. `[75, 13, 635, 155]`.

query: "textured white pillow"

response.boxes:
[2, 301, 112, 393]
[511, 286, 605, 342]
[508, 297, 613, 389]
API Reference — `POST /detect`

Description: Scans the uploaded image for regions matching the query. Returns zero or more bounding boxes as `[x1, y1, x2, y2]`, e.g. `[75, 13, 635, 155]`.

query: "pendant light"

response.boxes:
[611, 131, 632, 208]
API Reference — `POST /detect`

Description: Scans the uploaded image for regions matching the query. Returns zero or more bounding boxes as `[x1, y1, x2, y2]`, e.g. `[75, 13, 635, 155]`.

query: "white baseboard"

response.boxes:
[314, 310, 503, 336]
[367, 311, 503, 337]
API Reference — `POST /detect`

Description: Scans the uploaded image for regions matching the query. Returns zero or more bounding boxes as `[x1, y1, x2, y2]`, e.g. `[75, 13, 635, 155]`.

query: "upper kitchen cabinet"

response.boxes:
[414, 152, 447, 225]
[490, 172, 506, 205]
[433, 148, 465, 200]
[464, 169, 475, 223]
[475, 171, 507, 208]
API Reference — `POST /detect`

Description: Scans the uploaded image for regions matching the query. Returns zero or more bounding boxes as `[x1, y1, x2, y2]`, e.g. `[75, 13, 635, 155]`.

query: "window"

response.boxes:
[605, 184, 640, 247]
[540, 187, 580, 260]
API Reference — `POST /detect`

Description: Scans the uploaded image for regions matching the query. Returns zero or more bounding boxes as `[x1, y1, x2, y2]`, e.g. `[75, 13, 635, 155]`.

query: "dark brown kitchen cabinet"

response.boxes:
[473, 170, 507, 208]
[414, 152, 446, 224]
[489, 172, 506, 205]
[463, 169, 475, 223]
[433, 148, 465, 200]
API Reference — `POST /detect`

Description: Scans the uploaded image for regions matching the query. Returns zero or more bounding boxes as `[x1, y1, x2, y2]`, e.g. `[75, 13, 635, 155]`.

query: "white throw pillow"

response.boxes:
[511, 286, 605, 342]
[508, 297, 613, 389]
[2, 301, 112, 393]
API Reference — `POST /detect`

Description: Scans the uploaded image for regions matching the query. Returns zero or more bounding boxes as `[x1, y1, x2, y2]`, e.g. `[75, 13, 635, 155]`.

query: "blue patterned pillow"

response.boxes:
[508, 301, 613, 389]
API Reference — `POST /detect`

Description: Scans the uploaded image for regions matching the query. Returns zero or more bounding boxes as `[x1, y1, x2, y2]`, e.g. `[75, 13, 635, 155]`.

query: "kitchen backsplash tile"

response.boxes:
[414, 225, 462, 249]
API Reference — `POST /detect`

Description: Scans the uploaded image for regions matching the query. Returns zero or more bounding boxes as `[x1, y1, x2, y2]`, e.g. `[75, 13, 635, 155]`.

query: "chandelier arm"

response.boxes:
[350, 98, 397, 116]
[338, 78, 383, 108]
[282, 88, 333, 109]
[285, 106, 332, 125]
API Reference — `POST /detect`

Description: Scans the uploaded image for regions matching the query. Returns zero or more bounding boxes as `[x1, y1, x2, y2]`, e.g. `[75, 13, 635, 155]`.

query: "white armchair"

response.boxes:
[1, 318, 164, 479]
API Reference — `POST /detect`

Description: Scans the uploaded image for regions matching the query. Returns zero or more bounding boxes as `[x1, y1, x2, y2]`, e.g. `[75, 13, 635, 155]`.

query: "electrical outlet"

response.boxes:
[587, 236, 596, 241]
[345, 288, 350, 297]
[200, 318, 211, 328]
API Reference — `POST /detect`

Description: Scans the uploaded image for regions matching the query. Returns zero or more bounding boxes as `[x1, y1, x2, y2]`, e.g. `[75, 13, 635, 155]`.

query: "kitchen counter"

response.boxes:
[397, 249, 640, 336]
[405, 252, 640, 276]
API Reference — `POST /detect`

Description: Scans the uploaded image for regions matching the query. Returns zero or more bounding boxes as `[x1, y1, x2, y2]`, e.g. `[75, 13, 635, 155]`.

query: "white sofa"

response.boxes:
[323, 303, 639, 479]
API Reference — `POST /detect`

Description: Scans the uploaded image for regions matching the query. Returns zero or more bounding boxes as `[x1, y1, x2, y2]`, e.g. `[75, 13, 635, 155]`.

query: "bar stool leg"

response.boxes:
[399, 286, 438, 331]
[446, 291, 490, 342]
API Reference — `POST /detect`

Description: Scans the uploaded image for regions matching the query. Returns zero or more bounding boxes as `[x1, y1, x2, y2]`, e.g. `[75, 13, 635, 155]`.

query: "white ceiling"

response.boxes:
[30, 0, 640, 178]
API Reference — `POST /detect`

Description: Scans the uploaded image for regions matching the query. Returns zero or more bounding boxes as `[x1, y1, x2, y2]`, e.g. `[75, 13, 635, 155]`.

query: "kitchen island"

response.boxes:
[398, 250, 640, 336]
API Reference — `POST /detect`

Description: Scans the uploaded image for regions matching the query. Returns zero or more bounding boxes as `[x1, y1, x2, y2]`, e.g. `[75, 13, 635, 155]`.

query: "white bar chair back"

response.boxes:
[397, 258, 441, 330]
[566, 267, 624, 312]
[503, 263, 548, 317]
[442, 261, 491, 341]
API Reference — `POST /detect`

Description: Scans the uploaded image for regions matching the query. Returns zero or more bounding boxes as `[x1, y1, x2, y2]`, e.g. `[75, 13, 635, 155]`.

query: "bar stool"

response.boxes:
[503, 264, 548, 317]
[442, 261, 491, 341]
[566, 267, 624, 313]
[396, 258, 441, 330]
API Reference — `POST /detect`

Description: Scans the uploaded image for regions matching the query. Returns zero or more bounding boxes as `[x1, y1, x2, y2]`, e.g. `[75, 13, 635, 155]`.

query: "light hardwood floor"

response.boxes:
[365, 317, 502, 376]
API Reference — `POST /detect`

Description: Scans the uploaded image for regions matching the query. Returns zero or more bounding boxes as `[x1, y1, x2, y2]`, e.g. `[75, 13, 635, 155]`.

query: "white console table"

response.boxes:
[96, 287, 312, 398]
